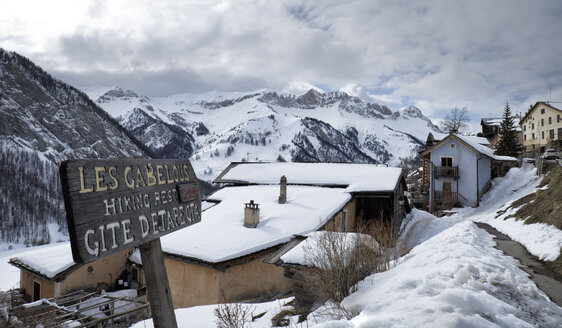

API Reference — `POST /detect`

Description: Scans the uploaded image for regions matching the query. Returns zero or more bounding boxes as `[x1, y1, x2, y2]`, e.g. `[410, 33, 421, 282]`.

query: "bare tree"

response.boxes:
[214, 303, 255, 328]
[303, 232, 379, 306]
[441, 107, 469, 133]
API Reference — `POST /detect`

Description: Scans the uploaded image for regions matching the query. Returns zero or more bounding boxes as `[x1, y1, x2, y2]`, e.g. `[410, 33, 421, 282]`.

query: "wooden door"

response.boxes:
[443, 181, 452, 200]
[33, 281, 41, 301]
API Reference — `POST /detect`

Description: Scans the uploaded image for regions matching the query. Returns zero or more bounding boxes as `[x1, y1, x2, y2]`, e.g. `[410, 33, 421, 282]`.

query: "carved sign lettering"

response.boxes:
[60, 159, 201, 264]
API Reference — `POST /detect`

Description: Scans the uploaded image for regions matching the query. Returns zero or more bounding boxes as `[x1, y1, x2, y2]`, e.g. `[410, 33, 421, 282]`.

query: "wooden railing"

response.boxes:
[435, 166, 459, 179]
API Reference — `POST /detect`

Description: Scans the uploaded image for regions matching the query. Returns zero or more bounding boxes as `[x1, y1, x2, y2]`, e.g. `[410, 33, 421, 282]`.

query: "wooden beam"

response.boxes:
[140, 238, 178, 328]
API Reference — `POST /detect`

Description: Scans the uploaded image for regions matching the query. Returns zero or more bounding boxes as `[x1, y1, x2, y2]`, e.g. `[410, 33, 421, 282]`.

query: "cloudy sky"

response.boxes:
[1, 0, 562, 128]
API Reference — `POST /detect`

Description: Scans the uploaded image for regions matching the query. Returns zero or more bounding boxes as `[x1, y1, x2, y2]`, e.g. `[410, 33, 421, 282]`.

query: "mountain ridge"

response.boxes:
[87, 86, 442, 179]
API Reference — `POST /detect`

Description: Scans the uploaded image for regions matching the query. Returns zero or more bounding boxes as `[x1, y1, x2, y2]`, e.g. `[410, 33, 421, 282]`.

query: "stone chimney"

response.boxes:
[244, 200, 260, 228]
[278, 175, 287, 204]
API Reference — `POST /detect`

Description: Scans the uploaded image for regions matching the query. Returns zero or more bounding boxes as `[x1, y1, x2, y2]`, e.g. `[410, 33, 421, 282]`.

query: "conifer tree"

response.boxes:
[495, 102, 523, 157]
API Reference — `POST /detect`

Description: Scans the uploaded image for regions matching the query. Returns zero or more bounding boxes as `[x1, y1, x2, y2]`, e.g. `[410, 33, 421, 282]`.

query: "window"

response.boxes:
[549, 117, 552, 125]
[523, 125, 526, 131]
[541, 118, 544, 126]
[558, 114, 561, 123]
[550, 129, 555, 140]
[542, 131, 545, 139]
[541, 108, 545, 114]
[441, 157, 453, 167]
[450, 143, 456, 149]
[532, 132, 535, 139]
[340, 210, 347, 232]
[532, 123, 535, 129]
[524, 134, 527, 140]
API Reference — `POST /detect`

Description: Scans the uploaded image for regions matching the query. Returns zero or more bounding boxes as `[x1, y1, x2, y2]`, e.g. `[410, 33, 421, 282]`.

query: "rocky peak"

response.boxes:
[97, 87, 139, 103]
[0, 48, 153, 162]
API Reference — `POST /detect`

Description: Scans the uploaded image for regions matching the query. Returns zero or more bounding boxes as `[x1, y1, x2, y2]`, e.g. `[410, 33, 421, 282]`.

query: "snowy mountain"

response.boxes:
[0, 50, 152, 162]
[0, 49, 152, 246]
[87, 87, 442, 179]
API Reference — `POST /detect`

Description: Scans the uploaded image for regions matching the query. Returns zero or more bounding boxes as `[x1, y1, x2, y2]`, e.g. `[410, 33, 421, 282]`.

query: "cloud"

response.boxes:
[339, 83, 374, 104]
[282, 81, 324, 95]
[1, 0, 562, 127]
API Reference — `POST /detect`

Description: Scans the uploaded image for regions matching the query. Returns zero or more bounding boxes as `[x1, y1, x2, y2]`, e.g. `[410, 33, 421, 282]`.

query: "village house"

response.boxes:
[479, 116, 522, 148]
[156, 162, 409, 308]
[420, 133, 517, 213]
[9, 245, 138, 302]
[420, 133, 491, 202]
[519, 101, 562, 155]
[9, 163, 409, 310]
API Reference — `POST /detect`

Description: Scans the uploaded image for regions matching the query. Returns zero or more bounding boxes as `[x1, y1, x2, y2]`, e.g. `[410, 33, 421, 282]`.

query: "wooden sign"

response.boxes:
[60, 158, 202, 264]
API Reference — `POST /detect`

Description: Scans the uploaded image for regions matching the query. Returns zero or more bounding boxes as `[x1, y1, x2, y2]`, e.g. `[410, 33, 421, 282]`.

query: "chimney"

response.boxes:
[278, 175, 287, 204]
[244, 200, 260, 228]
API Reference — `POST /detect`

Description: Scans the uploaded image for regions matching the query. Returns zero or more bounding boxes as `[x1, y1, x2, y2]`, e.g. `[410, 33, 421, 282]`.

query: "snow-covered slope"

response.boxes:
[87, 88, 442, 179]
[0, 49, 152, 246]
[0, 50, 152, 162]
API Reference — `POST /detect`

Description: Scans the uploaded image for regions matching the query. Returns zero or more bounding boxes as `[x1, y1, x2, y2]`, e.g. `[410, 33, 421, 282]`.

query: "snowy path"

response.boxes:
[475, 222, 562, 307]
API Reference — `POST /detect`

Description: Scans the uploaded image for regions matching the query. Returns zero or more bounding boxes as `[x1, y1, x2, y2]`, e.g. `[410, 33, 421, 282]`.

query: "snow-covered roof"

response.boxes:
[9, 242, 75, 279]
[161, 185, 352, 263]
[9, 186, 352, 274]
[454, 134, 517, 161]
[215, 163, 403, 193]
[482, 118, 503, 126]
[481, 117, 522, 131]
[432, 133, 490, 146]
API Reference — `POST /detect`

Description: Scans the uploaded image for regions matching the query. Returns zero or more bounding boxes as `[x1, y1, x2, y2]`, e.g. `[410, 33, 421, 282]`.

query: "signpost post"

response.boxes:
[60, 158, 202, 328]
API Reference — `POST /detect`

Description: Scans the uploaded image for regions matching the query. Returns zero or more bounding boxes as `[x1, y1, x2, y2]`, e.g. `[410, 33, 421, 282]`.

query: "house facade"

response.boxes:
[10, 246, 135, 302]
[420, 133, 516, 213]
[520, 102, 562, 154]
[160, 186, 356, 308]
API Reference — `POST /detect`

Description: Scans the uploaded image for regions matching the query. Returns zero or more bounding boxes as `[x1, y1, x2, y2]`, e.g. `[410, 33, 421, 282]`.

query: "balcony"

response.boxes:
[434, 166, 459, 179]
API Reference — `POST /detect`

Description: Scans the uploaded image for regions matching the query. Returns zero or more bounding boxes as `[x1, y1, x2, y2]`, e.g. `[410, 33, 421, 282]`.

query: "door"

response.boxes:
[442, 181, 452, 200]
[33, 281, 41, 301]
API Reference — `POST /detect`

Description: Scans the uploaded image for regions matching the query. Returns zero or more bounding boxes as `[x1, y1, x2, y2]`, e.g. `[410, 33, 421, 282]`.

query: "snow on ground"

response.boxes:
[453, 164, 562, 261]
[313, 221, 562, 328]
[308, 164, 562, 327]
[400, 164, 561, 261]
[131, 297, 295, 328]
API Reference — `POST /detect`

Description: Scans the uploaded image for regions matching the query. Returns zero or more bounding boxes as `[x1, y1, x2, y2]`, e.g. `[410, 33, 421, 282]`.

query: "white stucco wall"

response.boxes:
[477, 156, 492, 199]
[429, 138, 484, 207]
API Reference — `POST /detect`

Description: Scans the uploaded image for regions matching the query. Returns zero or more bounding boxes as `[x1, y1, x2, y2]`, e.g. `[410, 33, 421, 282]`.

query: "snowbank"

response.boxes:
[131, 298, 295, 328]
[456, 164, 562, 261]
[313, 221, 562, 327]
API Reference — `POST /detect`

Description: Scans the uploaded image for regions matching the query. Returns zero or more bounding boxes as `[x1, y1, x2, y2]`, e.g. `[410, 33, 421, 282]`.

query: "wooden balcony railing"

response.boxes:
[435, 166, 459, 179]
